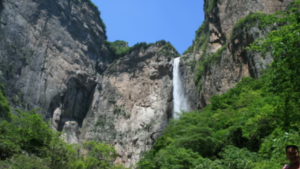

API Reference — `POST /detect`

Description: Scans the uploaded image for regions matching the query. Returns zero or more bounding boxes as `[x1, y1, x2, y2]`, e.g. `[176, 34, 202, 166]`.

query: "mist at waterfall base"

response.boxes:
[173, 57, 190, 119]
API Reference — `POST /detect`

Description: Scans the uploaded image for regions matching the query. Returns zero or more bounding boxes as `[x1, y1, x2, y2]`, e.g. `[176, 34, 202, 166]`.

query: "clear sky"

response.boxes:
[92, 0, 205, 54]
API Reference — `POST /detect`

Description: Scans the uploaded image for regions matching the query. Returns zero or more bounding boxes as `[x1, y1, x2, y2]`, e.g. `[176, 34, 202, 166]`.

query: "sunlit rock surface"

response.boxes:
[0, 0, 295, 167]
[80, 44, 175, 167]
[181, 0, 293, 108]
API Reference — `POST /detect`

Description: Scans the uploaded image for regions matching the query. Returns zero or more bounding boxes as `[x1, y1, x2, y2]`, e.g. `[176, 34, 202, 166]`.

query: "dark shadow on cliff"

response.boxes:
[0, 0, 3, 12]
[230, 26, 260, 79]
[48, 76, 97, 131]
[207, 7, 227, 45]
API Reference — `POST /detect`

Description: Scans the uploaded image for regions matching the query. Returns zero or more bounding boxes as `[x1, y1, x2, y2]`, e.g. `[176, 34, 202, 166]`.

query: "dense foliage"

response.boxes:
[183, 0, 216, 54]
[138, 1, 300, 168]
[183, 21, 209, 55]
[0, 82, 10, 120]
[230, 11, 267, 39]
[105, 40, 179, 59]
[0, 97, 127, 168]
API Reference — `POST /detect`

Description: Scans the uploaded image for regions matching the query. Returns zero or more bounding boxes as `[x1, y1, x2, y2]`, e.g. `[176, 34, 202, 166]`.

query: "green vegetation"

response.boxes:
[182, 45, 193, 55]
[105, 40, 146, 59]
[0, 108, 126, 168]
[230, 11, 269, 39]
[157, 42, 180, 58]
[0, 82, 10, 120]
[204, 0, 218, 14]
[96, 115, 106, 127]
[0, 83, 127, 168]
[137, 1, 300, 168]
[193, 4, 278, 92]
[195, 45, 226, 91]
[114, 105, 130, 119]
[137, 74, 288, 168]
[99, 18, 107, 37]
[183, 19, 210, 55]
[105, 40, 179, 59]
[185, 60, 197, 71]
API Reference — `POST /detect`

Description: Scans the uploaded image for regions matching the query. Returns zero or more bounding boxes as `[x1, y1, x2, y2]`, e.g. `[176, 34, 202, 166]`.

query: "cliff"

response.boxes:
[80, 41, 176, 167]
[0, 0, 111, 118]
[0, 0, 179, 166]
[181, 0, 294, 108]
[0, 0, 296, 167]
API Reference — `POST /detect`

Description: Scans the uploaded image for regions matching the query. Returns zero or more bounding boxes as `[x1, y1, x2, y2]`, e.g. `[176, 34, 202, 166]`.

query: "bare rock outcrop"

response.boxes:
[0, 0, 111, 130]
[0, 0, 177, 166]
[0, 0, 295, 167]
[180, 53, 198, 110]
[80, 43, 175, 167]
[182, 0, 293, 108]
[61, 120, 80, 144]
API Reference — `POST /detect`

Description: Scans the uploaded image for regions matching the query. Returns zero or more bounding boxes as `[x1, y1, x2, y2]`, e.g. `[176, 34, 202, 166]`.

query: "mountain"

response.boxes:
[180, 0, 293, 109]
[0, 0, 294, 167]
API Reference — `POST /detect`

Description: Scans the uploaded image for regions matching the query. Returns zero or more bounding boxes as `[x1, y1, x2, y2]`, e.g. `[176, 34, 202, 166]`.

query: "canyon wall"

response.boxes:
[0, 0, 111, 121]
[181, 0, 294, 108]
[0, 0, 296, 167]
[0, 1, 176, 166]
[80, 43, 175, 167]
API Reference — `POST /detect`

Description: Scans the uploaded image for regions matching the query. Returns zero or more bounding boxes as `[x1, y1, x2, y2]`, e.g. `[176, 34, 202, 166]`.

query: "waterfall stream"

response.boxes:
[173, 57, 190, 119]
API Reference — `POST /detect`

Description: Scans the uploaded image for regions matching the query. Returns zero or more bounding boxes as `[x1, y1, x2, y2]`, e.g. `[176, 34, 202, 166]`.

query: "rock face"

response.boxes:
[0, 0, 111, 128]
[0, 0, 177, 166]
[181, 0, 293, 108]
[80, 43, 175, 167]
[0, 0, 295, 167]
[180, 54, 198, 111]
[61, 120, 80, 144]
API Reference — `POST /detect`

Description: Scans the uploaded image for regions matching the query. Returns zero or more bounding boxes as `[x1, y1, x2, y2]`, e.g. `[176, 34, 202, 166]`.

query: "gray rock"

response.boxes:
[80, 44, 174, 167]
[61, 121, 80, 144]
[184, 0, 293, 108]
[0, 0, 294, 167]
[0, 0, 112, 131]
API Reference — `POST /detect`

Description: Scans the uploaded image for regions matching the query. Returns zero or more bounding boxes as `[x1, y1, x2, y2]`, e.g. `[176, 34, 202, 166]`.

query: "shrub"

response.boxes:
[183, 45, 193, 55]
[230, 11, 268, 39]
[158, 42, 180, 58]
[204, 0, 218, 14]
[0, 83, 10, 120]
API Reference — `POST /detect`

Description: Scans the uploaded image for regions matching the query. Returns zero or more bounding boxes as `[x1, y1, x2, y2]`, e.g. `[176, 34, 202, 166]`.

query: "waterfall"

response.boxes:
[173, 57, 190, 119]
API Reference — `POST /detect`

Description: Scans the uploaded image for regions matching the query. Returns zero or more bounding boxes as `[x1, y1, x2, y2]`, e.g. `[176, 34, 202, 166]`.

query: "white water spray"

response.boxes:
[173, 57, 190, 119]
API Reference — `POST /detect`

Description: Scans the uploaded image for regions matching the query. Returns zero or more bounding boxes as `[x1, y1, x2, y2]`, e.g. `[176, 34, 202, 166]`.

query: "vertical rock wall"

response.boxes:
[80, 43, 175, 167]
[181, 0, 293, 108]
[0, 0, 296, 167]
[0, 0, 178, 166]
[0, 0, 111, 129]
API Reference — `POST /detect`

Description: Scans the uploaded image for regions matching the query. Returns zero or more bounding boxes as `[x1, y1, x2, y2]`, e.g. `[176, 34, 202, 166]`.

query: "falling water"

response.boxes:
[173, 57, 190, 119]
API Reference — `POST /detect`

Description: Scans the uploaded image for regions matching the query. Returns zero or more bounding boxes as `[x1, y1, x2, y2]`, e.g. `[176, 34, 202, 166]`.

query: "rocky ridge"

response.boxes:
[0, 0, 179, 166]
[0, 0, 111, 119]
[0, 0, 296, 167]
[80, 42, 176, 167]
[181, 0, 294, 108]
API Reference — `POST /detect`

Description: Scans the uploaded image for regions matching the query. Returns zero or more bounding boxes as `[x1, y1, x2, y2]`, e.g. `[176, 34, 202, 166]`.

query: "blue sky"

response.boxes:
[92, 0, 204, 54]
